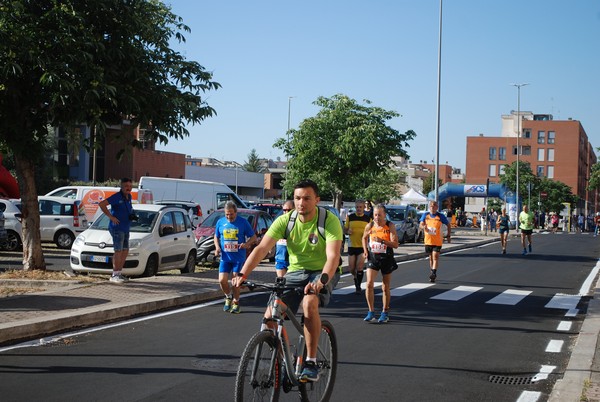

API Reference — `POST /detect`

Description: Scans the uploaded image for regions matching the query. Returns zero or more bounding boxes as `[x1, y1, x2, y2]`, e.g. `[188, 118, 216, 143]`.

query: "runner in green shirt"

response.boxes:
[233, 179, 343, 382]
[519, 204, 534, 255]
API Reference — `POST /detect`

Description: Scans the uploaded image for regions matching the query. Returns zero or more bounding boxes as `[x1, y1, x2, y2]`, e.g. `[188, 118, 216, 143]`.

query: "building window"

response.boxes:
[537, 166, 544, 177]
[537, 148, 545, 161]
[547, 166, 554, 178]
[548, 131, 555, 144]
[537, 131, 545, 144]
[547, 148, 555, 161]
[499, 164, 506, 175]
[523, 130, 531, 139]
[489, 164, 497, 177]
[522, 146, 531, 156]
[513, 146, 518, 155]
[499, 147, 506, 161]
[489, 147, 497, 160]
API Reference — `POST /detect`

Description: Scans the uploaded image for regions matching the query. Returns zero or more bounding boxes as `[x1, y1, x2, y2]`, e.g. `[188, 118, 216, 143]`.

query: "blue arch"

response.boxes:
[427, 183, 516, 204]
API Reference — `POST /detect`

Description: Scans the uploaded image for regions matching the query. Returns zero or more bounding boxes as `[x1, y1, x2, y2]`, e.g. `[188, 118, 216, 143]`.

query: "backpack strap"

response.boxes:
[284, 210, 298, 240]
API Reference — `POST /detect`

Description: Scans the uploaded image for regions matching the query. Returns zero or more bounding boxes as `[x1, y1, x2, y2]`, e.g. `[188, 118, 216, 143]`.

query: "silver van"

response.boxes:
[385, 205, 421, 244]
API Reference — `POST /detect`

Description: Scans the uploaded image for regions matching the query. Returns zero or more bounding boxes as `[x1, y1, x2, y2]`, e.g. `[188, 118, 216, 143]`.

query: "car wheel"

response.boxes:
[55, 230, 75, 249]
[1, 230, 21, 251]
[142, 254, 159, 277]
[180, 250, 196, 274]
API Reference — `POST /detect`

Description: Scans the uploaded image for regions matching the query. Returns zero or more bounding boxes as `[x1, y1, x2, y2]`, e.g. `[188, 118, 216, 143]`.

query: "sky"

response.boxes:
[158, 0, 600, 172]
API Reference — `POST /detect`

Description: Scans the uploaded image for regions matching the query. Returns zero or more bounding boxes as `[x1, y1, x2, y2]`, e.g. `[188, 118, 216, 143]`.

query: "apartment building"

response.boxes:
[465, 111, 597, 213]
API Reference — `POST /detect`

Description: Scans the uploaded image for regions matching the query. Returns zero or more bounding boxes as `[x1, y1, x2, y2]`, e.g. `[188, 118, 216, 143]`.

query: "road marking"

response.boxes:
[531, 365, 556, 382]
[486, 289, 531, 305]
[545, 340, 564, 353]
[545, 294, 581, 310]
[430, 286, 482, 301]
[516, 391, 541, 402]
[579, 259, 600, 295]
[390, 283, 434, 297]
[557, 321, 572, 331]
[332, 282, 382, 295]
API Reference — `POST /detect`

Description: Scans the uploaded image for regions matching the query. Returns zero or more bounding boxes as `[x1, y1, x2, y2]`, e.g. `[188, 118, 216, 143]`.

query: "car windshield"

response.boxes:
[387, 209, 406, 221]
[91, 210, 158, 233]
[200, 211, 255, 228]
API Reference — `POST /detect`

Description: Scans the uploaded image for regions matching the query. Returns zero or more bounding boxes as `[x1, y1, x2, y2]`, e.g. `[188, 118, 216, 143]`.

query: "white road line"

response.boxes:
[557, 321, 572, 331]
[545, 339, 564, 353]
[486, 289, 532, 305]
[545, 293, 581, 310]
[430, 286, 482, 301]
[332, 282, 382, 295]
[579, 259, 600, 295]
[390, 283, 434, 297]
[516, 391, 541, 402]
[565, 308, 579, 317]
[531, 365, 556, 382]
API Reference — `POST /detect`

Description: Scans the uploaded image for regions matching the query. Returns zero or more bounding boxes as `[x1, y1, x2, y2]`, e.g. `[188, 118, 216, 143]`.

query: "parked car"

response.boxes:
[0, 199, 22, 251]
[385, 205, 420, 244]
[70, 204, 197, 277]
[154, 200, 203, 227]
[0, 196, 87, 250]
[0, 206, 7, 244]
[251, 203, 283, 218]
[194, 208, 275, 265]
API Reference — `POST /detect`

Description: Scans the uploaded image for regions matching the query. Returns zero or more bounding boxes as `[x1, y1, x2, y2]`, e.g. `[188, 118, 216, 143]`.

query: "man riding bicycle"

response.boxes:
[233, 179, 343, 382]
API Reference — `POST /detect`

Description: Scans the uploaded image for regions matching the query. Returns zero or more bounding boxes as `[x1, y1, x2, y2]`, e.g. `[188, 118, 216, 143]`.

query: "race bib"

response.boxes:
[224, 240, 239, 252]
[370, 241, 387, 254]
[276, 239, 287, 246]
[426, 226, 438, 236]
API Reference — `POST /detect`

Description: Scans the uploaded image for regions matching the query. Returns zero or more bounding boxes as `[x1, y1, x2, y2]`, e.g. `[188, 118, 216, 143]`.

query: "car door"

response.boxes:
[38, 199, 63, 241]
[171, 210, 192, 265]
[157, 211, 178, 269]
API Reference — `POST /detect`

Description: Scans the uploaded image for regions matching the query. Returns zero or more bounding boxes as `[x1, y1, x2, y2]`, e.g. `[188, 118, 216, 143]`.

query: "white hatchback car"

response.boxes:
[70, 204, 197, 277]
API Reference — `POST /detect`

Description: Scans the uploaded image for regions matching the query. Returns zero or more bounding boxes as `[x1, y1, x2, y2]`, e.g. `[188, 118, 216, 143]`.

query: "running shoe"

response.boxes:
[528, 244, 532, 253]
[223, 297, 232, 312]
[522, 248, 527, 256]
[364, 311, 376, 322]
[109, 274, 126, 284]
[502, 249, 506, 254]
[299, 361, 319, 382]
[378, 312, 389, 323]
[429, 270, 437, 283]
[230, 303, 241, 314]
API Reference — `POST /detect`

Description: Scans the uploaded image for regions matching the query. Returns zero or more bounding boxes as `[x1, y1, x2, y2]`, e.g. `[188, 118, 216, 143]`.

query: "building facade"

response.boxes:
[465, 111, 597, 214]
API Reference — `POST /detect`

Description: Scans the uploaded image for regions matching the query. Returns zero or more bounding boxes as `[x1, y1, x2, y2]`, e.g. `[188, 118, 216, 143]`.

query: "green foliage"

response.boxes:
[275, 94, 415, 206]
[422, 173, 442, 196]
[243, 149, 265, 173]
[588, 162, 600, 191]
[499, 161, 577, 212]
[356, 169, 403, 204]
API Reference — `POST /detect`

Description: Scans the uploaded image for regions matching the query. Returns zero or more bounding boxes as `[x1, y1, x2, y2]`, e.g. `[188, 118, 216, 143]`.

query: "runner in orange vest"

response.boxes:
[419, 200, 451, 283]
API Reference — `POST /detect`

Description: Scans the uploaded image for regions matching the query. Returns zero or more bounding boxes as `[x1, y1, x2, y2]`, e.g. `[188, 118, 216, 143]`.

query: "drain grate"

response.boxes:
[489, 375, 534, 385]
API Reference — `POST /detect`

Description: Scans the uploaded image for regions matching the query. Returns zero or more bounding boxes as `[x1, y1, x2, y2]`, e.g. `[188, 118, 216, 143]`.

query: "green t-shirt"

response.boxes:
[519, 211, 534, 230]
[266, 209, 343, 272]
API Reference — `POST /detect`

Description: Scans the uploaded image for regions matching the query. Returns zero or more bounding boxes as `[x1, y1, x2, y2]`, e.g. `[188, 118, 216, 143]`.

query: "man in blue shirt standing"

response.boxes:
[214, 201, 257, 313]
[99, 178, 134, 284]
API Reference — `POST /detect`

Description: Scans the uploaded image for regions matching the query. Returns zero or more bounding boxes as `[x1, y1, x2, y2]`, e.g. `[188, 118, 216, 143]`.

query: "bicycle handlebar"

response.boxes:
[242, 281, 328, 295]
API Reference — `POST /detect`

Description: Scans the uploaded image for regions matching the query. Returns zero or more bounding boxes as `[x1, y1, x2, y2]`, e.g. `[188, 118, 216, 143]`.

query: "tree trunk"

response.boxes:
[14, 154, 46, 270]
[333, 191, 343, 211]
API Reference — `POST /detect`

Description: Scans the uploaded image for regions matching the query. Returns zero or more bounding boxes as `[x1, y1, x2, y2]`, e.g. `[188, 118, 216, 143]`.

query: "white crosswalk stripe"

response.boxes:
[389, 283, 434, 297]
[486, 289, 532, 305]
[430, 285, 483, 301]
[332, 282, 382, 295]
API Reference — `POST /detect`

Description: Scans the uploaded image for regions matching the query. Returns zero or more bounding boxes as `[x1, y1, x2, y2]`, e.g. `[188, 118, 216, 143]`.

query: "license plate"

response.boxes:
[91, 255, 109, 263]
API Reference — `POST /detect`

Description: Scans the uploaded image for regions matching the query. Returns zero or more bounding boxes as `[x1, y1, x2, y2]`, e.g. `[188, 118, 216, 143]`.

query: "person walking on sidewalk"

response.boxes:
[98, 177, 134, 284]
[362, 204, 398, 323]
[344, 200, 371, 294]
[274, 200, 294, 277]
[497, 208, 510, 254]
[594, 213, 600, 237]
[420, 200, 451, 282]
[233, 179, 343, 383]
[214, 201, 257, 314]
[519, 204, 534, 255]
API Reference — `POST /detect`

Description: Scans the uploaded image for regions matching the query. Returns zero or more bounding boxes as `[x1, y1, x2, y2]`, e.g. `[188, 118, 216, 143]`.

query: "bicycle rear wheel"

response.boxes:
[235, 330, 281, 402]
[299, 320, 337, 402]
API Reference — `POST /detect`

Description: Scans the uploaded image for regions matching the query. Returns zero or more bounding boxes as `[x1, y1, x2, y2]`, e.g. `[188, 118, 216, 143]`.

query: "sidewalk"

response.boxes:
[0, 229, 595, 400]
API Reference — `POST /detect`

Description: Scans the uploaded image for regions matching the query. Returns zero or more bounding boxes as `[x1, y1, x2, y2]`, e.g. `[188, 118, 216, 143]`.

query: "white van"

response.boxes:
[138, 176, 247, 220]
[46, 186, 153, 222]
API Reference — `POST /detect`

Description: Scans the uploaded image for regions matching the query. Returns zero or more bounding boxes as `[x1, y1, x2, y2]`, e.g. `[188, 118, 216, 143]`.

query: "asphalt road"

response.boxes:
[0, 233, 598, 402]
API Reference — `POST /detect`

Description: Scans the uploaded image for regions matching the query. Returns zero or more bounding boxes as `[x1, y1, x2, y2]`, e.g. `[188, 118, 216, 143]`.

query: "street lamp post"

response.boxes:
[511, 83, 529, 232]
[434, 0, 443, 203]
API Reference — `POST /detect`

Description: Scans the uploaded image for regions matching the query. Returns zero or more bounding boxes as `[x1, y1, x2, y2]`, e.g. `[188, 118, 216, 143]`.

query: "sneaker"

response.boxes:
[378, 312, 389, 323]
[223, 297, 232, 312]
[502, 249, 506, 254]
[522, 248, 527, 256]
[299, 361, 319, 382]
[230, 303, 241, 314]
[109, 275, 125, 284]
[364, 311, 376, 322]
[528, 244, 532, 253]
[355, 288, 362, 295]
[429, 270, 437, 283]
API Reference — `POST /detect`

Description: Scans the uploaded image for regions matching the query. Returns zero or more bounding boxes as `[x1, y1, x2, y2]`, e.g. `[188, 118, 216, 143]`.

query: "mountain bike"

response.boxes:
[234, 277, 337, 402]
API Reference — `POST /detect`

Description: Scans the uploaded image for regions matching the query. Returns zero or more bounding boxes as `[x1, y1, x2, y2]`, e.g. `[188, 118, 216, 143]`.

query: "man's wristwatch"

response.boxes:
[320, 273, 329, 285]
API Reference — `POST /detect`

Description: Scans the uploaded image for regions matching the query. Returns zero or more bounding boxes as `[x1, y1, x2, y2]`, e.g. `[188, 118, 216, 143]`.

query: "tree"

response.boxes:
[0, 0, 220, 270]
[422, 173, 442, 196]
[275, 94, 415, 208]
[243, 149, 265, 173]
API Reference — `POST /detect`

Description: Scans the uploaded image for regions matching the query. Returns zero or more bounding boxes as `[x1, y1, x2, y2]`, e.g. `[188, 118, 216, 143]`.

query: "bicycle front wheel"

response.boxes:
[299, 320, 337, 402]
[235, 330, 281, 402]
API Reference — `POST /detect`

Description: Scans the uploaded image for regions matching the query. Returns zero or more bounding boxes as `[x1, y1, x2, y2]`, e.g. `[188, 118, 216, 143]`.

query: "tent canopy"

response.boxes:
[400, 188, 428, 205]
